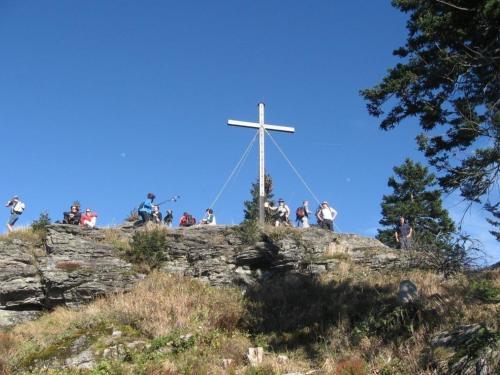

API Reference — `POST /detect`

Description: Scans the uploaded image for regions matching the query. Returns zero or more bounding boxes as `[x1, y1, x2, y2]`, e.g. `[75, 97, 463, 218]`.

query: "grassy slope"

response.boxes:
[0, 266, 498, 374]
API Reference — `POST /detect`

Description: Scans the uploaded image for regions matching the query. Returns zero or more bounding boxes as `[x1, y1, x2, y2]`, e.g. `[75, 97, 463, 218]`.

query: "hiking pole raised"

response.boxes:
[228, 103, 295, 226]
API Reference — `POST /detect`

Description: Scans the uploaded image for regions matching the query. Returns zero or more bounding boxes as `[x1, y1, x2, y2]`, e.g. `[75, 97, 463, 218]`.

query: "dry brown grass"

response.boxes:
[97, 272, 244, 337]
[99, 227, 131, 251]
[2, 272, 245, 372]
[0, 226, 42, 245]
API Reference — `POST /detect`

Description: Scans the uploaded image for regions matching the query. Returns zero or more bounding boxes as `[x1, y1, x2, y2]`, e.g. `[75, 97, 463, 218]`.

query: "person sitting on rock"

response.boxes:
[164, 209, 174, 228]
[63, 205, 81, 225]
[138, 193, 155, 223]
[266, 199, 291, 227]
[179, 212, 196, 227]
[80, 208, 98, 228]
[151, 205, 163, 224]
[201, 208, 216, 225]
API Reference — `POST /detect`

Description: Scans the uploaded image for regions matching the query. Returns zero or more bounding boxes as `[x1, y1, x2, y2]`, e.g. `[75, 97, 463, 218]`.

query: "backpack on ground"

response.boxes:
[296, 207, 305, 220]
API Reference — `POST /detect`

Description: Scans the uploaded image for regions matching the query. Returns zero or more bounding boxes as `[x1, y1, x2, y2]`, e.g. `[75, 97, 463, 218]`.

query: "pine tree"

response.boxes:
[377, 159, 456, 249]
[361, 0, 499, 235]
[243, 174, 275, 223]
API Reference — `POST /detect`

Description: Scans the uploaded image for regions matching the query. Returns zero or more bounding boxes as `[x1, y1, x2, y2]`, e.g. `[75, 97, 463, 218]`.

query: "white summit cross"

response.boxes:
[228, 103, 295, 225]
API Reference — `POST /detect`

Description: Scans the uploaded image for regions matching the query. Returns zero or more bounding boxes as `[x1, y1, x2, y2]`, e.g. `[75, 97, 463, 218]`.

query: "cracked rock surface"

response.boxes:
[1, 224, 397, 328]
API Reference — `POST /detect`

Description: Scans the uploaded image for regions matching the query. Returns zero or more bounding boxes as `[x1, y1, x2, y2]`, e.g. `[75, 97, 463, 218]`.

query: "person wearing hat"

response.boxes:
[81, 208, 98, 228]
[5, 195, 25, 232]
[316, 201, 337, 231]
[267, 198, 291, 227]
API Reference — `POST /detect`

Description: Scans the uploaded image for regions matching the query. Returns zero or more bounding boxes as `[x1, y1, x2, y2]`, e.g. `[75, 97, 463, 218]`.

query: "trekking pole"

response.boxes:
[157, 195, 181, 206]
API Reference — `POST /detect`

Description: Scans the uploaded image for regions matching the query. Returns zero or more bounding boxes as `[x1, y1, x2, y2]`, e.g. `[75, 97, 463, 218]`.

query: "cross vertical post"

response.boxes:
[228, 103, 295, 226]
[258, 102, 265, 225]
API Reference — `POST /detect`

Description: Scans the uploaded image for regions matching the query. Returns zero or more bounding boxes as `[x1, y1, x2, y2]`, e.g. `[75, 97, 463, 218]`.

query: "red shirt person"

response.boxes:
[80, 209, 98, 228]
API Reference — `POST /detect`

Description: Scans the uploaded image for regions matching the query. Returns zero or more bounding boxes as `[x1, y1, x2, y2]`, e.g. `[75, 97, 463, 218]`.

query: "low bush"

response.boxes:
[467, 279, 500, 303]
[234, 220, 262, 245]
[125, 228, 169, 269]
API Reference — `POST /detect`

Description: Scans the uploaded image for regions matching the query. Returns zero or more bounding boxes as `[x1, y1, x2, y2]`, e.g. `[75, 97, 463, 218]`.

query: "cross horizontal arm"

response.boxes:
[228, 119, 295, 133]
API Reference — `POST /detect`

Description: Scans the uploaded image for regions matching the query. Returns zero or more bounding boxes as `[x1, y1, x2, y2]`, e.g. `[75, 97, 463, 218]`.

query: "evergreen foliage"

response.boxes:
[361, 0, 500, 236]
[31, 212, 52, 240]
[243, 174, 275, 223]
[126, 229, 168, 269]
[485, 202, 500, 241]
[378, 159, 455, 248]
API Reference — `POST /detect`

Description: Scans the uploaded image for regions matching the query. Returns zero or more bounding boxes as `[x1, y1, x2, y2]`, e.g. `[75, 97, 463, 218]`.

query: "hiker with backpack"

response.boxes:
[63, 204, 81, 225]
[138, 193, 155, 224]
[316, 201, 337, 231]
[179, 212, 196, 227]
[201, 208, 216, 225]
[164, 209, 174, 228]
[296, 200, 312, 228]
[266, 198, 291, 227]
[5, 196, 25, 232]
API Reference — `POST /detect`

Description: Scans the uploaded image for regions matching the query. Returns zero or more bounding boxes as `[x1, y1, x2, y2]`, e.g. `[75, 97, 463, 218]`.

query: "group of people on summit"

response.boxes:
[4, 194, 413, 250]
[137, 193, 215, 228]
[265, 199, 337, 230]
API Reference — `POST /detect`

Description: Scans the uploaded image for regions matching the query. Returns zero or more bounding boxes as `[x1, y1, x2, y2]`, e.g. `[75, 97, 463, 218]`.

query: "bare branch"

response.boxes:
[434, 0, 472, 11]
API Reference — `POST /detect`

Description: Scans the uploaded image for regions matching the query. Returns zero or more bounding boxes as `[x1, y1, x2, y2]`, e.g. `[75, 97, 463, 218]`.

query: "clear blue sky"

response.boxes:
[1, 1, 497, 263]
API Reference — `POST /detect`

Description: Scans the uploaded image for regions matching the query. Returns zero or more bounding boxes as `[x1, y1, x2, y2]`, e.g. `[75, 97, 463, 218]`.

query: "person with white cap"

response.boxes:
[5, 195, 25, 232]
[316, 201, 337, 231]
[266, 198, 291, 227]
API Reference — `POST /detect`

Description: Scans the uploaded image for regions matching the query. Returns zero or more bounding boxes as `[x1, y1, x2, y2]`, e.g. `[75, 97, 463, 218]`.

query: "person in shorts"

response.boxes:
[5, 196, 25, 232]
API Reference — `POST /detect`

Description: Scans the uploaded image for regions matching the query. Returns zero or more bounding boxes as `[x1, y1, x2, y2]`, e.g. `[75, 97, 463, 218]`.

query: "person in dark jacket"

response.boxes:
[395, 216, 413, 250]
[63, 205, 81, 225]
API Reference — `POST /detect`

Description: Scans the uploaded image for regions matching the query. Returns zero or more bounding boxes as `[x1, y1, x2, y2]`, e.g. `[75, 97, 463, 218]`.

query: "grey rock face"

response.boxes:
[40, 225, 142, 308]
[1, 224, 398, 329]
[0, 238, 44, 309]
[0, 225, 143, 328]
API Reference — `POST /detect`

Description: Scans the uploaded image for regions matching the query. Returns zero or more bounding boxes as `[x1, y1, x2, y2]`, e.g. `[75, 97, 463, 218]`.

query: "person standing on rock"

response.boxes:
[138, 193, 155, 224]
[5, 195, 25, 232]
[266, 199, 291, 227]
[316, 201, 337, 231]
[395, 216, 412, 250]
[296, 200, 312, 228]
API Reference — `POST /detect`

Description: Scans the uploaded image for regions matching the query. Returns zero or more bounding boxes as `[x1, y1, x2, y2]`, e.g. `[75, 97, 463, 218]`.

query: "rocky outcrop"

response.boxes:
[431, 324, 500, 374]
[0, 224, 398, 328]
